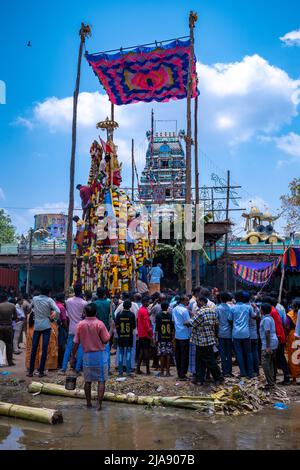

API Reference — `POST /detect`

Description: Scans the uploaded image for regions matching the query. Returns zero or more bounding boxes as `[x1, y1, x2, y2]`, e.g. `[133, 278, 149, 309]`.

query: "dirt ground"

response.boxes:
[1, 345, 299, 409]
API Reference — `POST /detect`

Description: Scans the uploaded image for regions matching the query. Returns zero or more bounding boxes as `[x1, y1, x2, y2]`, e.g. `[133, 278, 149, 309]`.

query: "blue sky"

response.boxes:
[0, 0, 299, 235]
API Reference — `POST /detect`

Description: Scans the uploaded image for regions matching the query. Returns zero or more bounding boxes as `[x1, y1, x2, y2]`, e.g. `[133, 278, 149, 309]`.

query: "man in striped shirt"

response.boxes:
[185, 296, 223, 386]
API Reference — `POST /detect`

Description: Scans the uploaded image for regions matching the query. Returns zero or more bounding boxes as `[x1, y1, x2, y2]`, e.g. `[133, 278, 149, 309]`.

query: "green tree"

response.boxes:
[0, 209, 18, 244]
[157, 240, 210, 290]
[280, 178, 300, 233]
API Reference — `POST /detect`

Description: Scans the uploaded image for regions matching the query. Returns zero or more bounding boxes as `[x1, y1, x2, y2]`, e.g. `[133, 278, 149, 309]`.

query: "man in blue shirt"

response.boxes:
[248, 297, 259, 377]
[216, 292, 233, 377]
[230, 291, 255, 379]
[149, 263, 164, 295]
[137, 260, 150, 294]
[172, 295, 191, 381]
[260, 302, 278, 388]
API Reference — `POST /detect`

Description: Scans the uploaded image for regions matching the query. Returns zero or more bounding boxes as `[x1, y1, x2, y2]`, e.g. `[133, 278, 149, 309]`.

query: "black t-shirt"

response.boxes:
[155, 312, 174, 342]
[115, 310, 136, 348]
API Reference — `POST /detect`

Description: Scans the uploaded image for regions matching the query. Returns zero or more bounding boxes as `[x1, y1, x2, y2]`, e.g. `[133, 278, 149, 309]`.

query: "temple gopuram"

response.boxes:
[139, 130, 186, 207]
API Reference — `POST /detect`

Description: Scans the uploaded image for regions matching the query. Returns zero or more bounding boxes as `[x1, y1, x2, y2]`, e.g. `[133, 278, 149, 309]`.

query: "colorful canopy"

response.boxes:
[233, 260, 280, 287]
[85, 39, 198, 105]
[283, 247, 300, 272]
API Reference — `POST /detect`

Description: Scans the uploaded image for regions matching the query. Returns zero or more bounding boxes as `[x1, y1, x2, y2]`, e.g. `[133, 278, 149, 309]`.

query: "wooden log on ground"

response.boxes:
[27, 382, 225, 411]
[28, 381, 97, 399]
[0, 401, 63, 425]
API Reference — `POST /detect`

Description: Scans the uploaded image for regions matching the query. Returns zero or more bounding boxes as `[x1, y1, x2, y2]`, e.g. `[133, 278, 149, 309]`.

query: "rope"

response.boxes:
[87, 35, 190, 56]
[7, 403, 14, 417]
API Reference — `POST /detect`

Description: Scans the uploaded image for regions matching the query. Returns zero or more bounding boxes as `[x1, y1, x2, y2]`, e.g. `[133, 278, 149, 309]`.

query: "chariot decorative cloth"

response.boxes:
[283, 247, 300, 272]
[232, 260, 280, 287]
[85, 39, 198, 105]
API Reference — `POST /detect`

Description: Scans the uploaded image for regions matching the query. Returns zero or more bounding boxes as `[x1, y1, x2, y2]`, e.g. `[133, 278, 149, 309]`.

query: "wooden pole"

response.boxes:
[111, 102, 115, 122]
[111, 102, 115, 141]
[64, 23, 91, 293]
[151, 109, 154, 161]
[278, 244, 286, 303]
[131, 139, 135, 202]
[26, 228, 33, 295]
[52, 239, 56, 290]
[211, 189, 215, 221]
[185, 11, 197, 295]
[150, 109, 154, 206]
[0, 401, 63, 425]
[109, 102, 115, 189]
[278, 264, 285, 304]
[194, 90, 200, 287]
[223, 170, 230, 289]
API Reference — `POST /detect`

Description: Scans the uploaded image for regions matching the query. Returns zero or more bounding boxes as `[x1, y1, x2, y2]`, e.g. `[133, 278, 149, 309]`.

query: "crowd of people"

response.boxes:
[0, 282, 300, 410]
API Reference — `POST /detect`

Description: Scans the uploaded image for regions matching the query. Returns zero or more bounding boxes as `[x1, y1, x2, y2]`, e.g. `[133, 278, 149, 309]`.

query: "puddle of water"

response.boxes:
[0, 395, 300, 450]
[0, 427, 25, 450]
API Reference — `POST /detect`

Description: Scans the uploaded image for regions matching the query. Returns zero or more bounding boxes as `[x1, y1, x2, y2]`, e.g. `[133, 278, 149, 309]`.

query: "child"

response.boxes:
[155, 301, 174, 377]
[259, 303, 278, 389]
[72, 303, 111, 411]
[114, 299, 136, 377]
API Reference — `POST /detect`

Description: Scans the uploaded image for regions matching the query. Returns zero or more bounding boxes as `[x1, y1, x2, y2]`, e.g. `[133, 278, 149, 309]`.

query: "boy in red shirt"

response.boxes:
[136, 296, 152, 375]
[72, 303, 111, 410]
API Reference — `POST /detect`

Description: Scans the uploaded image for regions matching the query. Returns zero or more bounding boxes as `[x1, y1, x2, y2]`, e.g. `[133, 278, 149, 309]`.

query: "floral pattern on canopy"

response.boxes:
[85, 39, 198, 105]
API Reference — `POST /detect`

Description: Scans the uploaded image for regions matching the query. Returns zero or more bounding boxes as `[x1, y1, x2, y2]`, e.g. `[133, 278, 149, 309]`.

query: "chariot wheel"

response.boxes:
[267, 235, 278, 244]
[248, 235, 260, 245]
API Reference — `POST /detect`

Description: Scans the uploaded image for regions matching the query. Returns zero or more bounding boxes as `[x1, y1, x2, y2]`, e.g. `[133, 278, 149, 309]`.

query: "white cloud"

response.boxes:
[10, 213, 30, 235]
[217, 115, 235, 130]
[10, 202, 82, 235]
[280, 29, 300, 47]
[33, 92, 139, 131]
[276, 159, 291, 169]
[0, 187, 5, 200]
[15, 55, 300, 161]
[13, 117, 34, 130]
[274, 132, 300, 158]
[199, 55, 300, 145]
[27, 202, 70, 216]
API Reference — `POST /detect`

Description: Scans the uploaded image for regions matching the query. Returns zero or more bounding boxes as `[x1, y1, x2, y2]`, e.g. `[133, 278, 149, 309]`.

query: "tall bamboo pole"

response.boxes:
[109, 103, 115, 189]
[194, 89, 200, 287]
[278, 243, 286, 303]
[185, 11, 197, 294]
[151, 109, 154, 160]
[64, 23, 91, 293]
[131, 139, 135, 201]
[111, 102, 115, 127]
[150, 109, 154, 206]
[223, 170, 230, 289]
[26, 228, 33, 295]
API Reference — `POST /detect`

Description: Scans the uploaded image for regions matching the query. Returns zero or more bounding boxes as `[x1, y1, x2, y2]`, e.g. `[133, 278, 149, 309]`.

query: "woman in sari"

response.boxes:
[285, 298, 300, 383]
[25, 315, 59, 371]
